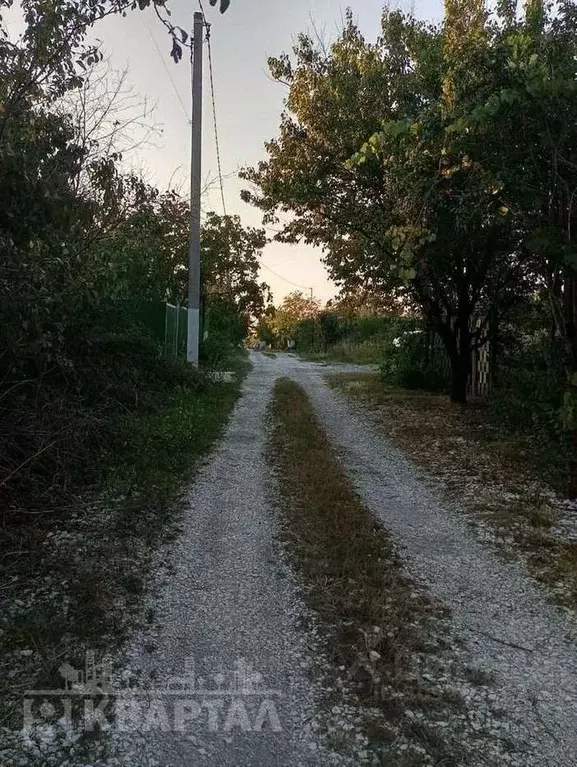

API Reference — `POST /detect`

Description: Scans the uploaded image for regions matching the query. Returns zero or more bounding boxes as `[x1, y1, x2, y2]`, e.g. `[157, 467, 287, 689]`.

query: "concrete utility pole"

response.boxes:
[187, 11, 204, 365]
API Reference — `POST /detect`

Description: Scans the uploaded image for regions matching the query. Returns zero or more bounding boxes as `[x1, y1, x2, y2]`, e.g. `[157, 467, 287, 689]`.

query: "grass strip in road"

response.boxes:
[268, 378, 486, 765]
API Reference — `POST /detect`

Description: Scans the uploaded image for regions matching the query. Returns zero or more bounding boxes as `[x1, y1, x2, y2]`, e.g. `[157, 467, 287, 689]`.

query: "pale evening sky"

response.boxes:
[59, 2, 445, 302]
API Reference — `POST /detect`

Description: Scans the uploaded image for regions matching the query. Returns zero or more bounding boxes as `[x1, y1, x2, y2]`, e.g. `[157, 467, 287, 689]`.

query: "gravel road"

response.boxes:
[103, 352, 329, 766]
[99, 351, 577, 765]
[284, 353, 577, 767]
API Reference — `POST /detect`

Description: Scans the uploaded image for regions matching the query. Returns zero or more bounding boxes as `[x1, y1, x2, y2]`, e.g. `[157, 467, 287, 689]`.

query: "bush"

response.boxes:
[489, 326, 569, 489]
[80, 329, 204, 406]
[380, 328, 450, 392]
[325, 339, 384, 364]
[346, 315, 406, 343]
[294, 312, 417, 358]
[200, 297, 247, 368]
[294, 317, 326, 352]
[492, 366, 564, 439]
[492, 329, 567, 444]
[0, 322, 207, 518]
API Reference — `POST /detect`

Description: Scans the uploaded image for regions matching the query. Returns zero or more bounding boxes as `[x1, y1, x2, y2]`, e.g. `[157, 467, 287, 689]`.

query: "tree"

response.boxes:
[57, 60, 161, 196]
[241, 10, 439, 293]
[0, 0, 241, 375]
[327, 287, 413, 320]
[436, 0, 577, 483]
[200, 212, 271, 321]
[255, 310, 277, 347]
[0, 0, 229, 135]
[96, 203, 271, 336]
[0, 2, 169, 124]
[0, 0, 243, 511]
[242, 6, 531, 403]
[261, 291, 320, 347]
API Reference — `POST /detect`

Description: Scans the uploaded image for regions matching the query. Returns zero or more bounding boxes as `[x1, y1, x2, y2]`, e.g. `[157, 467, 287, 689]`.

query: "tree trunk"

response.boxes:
[449, 314, 472, 404]
[449, 352, 469, 404]
[434, 317, 471, 404]
[563, 275, 577, 498]
[569, 407, 577, 500]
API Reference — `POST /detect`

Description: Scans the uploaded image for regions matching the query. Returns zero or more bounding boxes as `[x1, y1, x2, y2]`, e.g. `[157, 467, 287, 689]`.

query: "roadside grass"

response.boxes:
[326, 372, 577, 610]
[260, 350, 277, 358]
[268, 378, 504, 765]
[301, 339, 383, 365]
[0, 350, 250, 734]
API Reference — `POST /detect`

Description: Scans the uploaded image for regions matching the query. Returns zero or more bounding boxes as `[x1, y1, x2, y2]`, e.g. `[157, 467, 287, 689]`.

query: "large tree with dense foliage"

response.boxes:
[433, 0, 577, 484]
[200, 212, 270, 320]
[244, 0, 577, 489]
[96, 197, 270, 322]
[257, 291, 320, 348]
[242, 6, 536, 402]
[241, 10, 442, 295]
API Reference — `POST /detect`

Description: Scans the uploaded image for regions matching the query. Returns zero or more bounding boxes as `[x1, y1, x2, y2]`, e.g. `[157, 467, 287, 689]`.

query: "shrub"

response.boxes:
[492, 329, 567, 445]
[200, 297, 247, 367]
[294, 317, 325, 352]
[380, 328, 450, 392]
[346, 315, 404, 342]
[488, 325, 569, 489]
[326, 339, 384, 364]
[0, 322, 207, 518]
[294, 312, 417, 357]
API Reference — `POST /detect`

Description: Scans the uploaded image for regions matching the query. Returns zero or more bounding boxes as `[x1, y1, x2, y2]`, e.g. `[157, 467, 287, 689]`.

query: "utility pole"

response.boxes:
[187, 11, 204, 365]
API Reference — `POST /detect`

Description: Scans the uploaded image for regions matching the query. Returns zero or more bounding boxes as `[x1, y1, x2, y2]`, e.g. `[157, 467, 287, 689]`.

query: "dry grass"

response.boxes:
[268, 378, 493, 764]
[327, 373, 577, 611]
[303, 339, 384, 365]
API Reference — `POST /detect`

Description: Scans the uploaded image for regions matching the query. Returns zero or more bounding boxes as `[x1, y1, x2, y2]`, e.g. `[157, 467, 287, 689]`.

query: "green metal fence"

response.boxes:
[128, 301, 195, 361]
[164, 303, 188, 360]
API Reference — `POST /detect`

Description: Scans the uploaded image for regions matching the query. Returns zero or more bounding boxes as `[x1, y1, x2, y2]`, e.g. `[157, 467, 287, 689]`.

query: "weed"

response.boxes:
[268, 378, 472, 763]
[463, 666, 496, 687]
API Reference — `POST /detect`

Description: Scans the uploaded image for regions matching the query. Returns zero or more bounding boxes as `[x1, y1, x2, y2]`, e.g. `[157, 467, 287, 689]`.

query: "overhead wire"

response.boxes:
[196, 1, 310, 295]
[258, 260, 313, 293]
[206, 30, 227, 216]
[198, 0, 227, 216]
[145, 24, 191, 124]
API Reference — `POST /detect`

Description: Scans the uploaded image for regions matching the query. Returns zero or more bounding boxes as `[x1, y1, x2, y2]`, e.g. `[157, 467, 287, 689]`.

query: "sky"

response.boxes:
[71, 1, 444, 303]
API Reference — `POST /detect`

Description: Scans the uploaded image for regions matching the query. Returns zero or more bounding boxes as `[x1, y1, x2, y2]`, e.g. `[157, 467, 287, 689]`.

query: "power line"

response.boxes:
[205, 27, 227, 215]
[146, 24, 191, 124]
[196, 1, 307, 297]
[259, 260, 313, 293]
[198, 0, 227, 216]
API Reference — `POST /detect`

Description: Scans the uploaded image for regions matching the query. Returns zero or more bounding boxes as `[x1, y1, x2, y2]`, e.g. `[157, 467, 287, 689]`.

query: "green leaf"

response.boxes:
[368, 133, 382, 151]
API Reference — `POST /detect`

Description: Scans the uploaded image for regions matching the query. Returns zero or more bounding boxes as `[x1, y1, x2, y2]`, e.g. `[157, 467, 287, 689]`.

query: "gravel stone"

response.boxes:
[282, 353, 577, 766]
[10, 351, 577, 766]
[99, 354, 332, 766]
